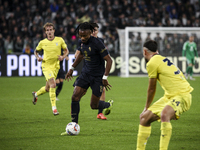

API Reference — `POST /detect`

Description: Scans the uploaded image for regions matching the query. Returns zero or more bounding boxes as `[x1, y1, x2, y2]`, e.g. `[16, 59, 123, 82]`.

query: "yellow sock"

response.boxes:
[49, 88, 56, 108]
[159, 122, 172, 150]
[136, 125, 151, 150]
[36, 86, 46, 96]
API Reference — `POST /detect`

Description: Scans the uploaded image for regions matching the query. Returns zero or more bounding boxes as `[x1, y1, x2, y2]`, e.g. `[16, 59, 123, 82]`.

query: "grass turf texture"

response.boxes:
[0, 76, 199, 150]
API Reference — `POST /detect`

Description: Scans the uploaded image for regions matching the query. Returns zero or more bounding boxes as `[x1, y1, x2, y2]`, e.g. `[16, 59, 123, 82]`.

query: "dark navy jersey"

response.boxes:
[77, 36, 109, 76]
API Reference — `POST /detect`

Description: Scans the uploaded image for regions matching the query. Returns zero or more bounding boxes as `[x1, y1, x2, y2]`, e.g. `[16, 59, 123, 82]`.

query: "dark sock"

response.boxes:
[56, 82, 63, 97]
[98, 100, 110, 112]
[71, 101, 80, 123]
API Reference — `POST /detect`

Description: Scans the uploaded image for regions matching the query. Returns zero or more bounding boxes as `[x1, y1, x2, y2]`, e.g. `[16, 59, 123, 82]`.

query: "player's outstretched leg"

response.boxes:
[50, 87, 59, 116]
[32, 92, 38, 105]
[56, 82, 63, 100]
[103, 99, 114, 115]
[97, 113, 107, 120]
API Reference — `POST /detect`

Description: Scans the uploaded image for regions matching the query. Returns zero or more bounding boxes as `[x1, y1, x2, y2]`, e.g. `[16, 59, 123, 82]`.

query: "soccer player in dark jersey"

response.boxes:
[74, 23, 109, 120]
[64, 22, 113, 126]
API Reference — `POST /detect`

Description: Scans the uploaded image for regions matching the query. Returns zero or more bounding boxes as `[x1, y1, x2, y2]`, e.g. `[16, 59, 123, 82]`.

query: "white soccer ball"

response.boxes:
[66, 122, 80, 135]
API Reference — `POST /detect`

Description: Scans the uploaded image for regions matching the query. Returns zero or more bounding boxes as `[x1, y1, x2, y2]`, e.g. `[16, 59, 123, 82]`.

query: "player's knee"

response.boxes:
[72, 95, 79, 102]
[160, 112, 169, 122]
[45, 87, 49, 92]
[140, 115, 148, 124]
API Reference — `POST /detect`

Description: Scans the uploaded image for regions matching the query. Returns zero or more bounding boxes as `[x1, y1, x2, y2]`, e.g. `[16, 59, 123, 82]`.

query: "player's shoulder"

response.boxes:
[54, 36, 64, 41]
[91, 36, 103, 45]
[148, 55, 164, 65]
[98, 37, 104, 43]
[184, 41, 190, 45]
[38, 38, 48, 45]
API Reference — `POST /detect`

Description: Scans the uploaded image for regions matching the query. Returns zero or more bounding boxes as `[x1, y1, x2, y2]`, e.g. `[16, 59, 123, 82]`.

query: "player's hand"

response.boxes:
[65, 69, 74, 81]
[65, 56, 69, 61]
[102, 79, 112, 91]
[37, 57, 43, 62]
[140, 107, 148, 118]
[183, 57, 186, 61]
[58, 55, 64, 61]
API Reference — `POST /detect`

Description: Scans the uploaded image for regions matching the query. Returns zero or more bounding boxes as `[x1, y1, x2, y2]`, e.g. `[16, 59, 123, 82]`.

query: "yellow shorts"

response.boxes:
[43, 69, 59, 81]
[148, 93, 192, 120]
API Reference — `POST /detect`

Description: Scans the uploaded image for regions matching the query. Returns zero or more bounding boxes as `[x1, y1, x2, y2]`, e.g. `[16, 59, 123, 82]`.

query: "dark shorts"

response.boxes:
[73, 72, 103, 97]
[56, 68, 65, 79]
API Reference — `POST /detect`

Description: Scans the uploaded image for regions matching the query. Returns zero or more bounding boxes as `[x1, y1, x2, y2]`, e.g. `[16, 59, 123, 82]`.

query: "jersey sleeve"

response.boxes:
[194, 43, 198, 57]
[182, 42, 187, 56]
[36, 41, 43, 51]
[77, 40, 82, 51]
[96, 39, 109, 58]
[61, 38, 67, 49]
[146, 60, 158, 78]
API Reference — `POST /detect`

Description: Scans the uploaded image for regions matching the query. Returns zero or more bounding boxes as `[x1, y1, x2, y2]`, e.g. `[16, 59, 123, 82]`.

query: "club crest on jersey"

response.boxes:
[55, 42, 58, 46]
[49, 73, 51, 76]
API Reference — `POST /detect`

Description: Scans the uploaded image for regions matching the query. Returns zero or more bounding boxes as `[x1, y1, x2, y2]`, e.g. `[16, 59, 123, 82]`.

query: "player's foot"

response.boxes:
[97, 113, 107, 120]
[185, 73, 188, 79]
[190, 76, 195, 80]
[103, 99, 114, 115]
[32, 92, 38, 105]
[61, 132, 68, 136]
[56, 97, 59, 101]
[53, 109, 59, 116]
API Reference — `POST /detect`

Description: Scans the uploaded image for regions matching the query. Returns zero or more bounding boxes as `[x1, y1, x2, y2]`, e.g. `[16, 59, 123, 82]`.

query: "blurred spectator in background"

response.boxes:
[0, 34, 5, 54]
[4, 35, 13, 54]
[22, 44, 34, 54]
[0, 0, 199, 55]
[14, 35, 24, 53]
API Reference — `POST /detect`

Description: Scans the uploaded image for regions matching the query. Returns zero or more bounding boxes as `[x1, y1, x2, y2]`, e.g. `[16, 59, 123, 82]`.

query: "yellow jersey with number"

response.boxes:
[147, 55, 193, 98]
[36, 37, 67, 70]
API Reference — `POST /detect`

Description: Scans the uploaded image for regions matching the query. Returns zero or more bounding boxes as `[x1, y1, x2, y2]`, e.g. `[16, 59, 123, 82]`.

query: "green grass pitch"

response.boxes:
[0, 76, 199, 150]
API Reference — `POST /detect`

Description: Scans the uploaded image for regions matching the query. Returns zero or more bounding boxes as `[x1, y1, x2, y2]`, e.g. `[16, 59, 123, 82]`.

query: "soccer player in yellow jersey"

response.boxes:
[32, 22, 69, 116]
[136, 40, 193, 150]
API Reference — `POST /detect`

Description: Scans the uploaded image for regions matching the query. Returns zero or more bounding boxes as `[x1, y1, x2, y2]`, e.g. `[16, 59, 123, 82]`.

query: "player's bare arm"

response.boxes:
[102, 54, 113, 91]
[143, 78, 157, 111]
[34, 49, 43, 62]
[58, 48, 69, 61]
[146, 78, 157, 108]
[74, 50, 80, 58]
[65, 52, 84, 81]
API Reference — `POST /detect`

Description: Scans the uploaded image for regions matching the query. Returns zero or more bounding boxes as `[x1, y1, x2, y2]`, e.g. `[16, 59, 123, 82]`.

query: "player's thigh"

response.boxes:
[148, 97, 166, 119]
[166, 93, 192, 120]
[43, 69, 59, 81]
[140, 110, 159, 125]
[187, 58, 194, 65]
[90, 76, 103, 98]
[72, 86, 87, 101]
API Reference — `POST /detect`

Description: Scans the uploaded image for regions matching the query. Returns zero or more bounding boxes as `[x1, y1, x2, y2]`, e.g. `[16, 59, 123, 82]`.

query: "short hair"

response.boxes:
[43, 22, 55, 31]
[143, 40, 157, 52]
[90, 23, 99, 28]
[75, 22, 95, 34]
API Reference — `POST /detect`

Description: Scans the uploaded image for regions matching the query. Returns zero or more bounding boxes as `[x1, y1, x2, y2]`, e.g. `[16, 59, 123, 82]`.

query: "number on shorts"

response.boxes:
[173, 99, 180, 106]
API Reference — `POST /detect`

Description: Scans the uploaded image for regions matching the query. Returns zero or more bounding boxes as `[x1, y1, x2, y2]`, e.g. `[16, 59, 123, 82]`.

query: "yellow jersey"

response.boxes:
[147, 55, 193, 98]
[36, 37, 67, 70]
